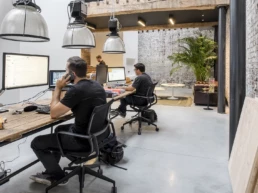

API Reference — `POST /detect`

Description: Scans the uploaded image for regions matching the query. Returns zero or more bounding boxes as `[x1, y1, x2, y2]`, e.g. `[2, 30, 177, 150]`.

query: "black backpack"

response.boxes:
[142, 109, 158, 123]
[100, 136, 126, 165]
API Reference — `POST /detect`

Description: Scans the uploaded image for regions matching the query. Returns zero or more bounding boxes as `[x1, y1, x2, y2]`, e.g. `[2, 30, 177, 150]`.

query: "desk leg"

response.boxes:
[0, 160, 39, 185]
[168, 87, 178, 100]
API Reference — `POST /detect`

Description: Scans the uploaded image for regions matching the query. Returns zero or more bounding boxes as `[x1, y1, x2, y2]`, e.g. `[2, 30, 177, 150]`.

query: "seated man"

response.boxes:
[114, 63, 153, 118]
[30, 56, 108, 185]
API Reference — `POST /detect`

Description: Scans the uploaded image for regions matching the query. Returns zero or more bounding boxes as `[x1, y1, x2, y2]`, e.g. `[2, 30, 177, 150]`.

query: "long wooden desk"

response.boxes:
[0, 91, 135, 144]
[0, 100, 73, 144]
[0, 90, 135, 185]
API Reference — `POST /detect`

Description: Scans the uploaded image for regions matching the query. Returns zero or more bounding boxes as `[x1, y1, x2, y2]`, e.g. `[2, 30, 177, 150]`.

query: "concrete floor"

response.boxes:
[0, 88, 232, 193]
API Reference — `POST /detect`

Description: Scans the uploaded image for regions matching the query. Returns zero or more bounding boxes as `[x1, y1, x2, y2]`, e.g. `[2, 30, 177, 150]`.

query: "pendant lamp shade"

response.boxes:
[62, 24, 95, 49]
[0, 5, 49, 42]
[103, 35, 126, 54]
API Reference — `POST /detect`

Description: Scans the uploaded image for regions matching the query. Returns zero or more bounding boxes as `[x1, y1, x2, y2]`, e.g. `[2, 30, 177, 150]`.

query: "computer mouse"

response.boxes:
[24, 105, 38, 112]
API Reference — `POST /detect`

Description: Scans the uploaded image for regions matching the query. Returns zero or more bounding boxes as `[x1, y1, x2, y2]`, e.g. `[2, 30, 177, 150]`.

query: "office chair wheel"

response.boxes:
[112, 186, 117, 193]
[98, 168, 103, 175]
[156, 128, 159, 132]
[121, 126, 124, 130]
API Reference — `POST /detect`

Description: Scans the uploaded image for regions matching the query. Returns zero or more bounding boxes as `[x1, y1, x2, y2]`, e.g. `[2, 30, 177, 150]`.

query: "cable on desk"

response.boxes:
[2, 89, 50, 107]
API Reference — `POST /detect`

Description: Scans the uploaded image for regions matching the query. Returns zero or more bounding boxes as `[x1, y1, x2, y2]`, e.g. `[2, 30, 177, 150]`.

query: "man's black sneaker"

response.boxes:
[30, 172, 69, 186]
[111, 109, 126, 118]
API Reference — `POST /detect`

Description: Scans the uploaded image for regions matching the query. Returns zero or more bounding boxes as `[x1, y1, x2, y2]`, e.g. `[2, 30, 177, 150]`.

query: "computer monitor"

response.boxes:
[49, 70, 65, 88]
[96, 64, 108, 85]
[3, 53, 49, 90]
[108, 67, 126, 83]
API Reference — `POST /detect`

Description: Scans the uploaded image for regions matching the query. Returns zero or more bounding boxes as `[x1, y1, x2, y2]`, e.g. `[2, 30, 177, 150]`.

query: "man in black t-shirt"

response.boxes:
[30, 56, 108, 186]
[114, 63, 153, 118]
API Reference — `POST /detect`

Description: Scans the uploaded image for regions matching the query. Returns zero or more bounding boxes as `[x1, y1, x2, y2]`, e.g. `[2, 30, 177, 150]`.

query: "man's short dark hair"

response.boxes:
[96, 55, 102, 59]
[134, 63, 145, 72]
[67, 56, 87, 78]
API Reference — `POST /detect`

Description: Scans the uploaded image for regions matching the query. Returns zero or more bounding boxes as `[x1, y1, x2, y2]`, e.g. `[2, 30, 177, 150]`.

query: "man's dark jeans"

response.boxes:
[118, 95, 147, 113]
[31, 124, 89, 180]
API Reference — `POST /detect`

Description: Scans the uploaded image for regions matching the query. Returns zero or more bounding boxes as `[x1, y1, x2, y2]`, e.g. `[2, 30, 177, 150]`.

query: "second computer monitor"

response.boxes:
[108, 67, 126, 83]
[49, 70, 72, 89]
[96, 64, 108, 85]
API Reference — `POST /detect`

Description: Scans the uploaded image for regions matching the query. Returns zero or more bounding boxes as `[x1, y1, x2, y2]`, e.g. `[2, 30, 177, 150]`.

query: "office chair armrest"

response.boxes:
[56, 131, 95, 157]
[109, 121, 116, 136]
[132, 94, 157, 106]
[132, 95, 151, 99]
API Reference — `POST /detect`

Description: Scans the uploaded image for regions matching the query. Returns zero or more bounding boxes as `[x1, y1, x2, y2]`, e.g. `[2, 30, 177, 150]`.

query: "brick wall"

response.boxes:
[138, 28, 214, 83]
[81, 49, 96, 73]
[246, 0, 258, 98]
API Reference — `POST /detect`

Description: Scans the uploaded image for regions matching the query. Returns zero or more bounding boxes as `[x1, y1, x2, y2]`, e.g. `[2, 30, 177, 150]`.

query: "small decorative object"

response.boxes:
[0, 116, 7, 130]
[209, 78, 215, 93]
[202, 87, 209, 92]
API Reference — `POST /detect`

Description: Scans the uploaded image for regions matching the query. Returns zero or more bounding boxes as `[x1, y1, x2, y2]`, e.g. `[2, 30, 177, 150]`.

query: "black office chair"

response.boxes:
[46, 99, 118, 193]
[121, 82, 159, 135]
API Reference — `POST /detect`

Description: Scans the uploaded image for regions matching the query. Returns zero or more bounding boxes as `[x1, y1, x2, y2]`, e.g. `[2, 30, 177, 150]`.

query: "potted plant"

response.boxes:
[168, 34, 217, 83]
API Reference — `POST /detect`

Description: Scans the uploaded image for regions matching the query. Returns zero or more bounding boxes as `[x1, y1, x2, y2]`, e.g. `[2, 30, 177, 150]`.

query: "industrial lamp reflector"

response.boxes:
[103, 18, 126, 54]
[0, 0, 49, 42]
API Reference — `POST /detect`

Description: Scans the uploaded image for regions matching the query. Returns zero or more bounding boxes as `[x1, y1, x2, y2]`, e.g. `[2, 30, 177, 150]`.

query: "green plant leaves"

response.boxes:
[168, 34, 217, 81]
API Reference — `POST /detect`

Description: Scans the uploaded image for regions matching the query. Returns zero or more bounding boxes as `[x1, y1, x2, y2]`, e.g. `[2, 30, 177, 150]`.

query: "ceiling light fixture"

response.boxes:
[0, 0, 49, 42]
[103, 0, 126, 54]
[169, 15, 175, 25]
[103, 17, 126, 54]
[62, 1, 95, 49]
[138, 18, 146, 27]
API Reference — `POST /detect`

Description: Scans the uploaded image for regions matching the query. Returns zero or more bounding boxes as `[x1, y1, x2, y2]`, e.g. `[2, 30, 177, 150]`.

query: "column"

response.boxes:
[229, 0, 246, 156]
[217, 6, 227, 114]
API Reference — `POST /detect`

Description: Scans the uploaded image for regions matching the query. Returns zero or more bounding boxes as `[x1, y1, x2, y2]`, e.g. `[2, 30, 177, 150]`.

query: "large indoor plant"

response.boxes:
[168, 34, 217, 82]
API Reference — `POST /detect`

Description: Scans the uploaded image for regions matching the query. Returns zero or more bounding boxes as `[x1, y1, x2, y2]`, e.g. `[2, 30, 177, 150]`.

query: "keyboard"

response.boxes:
[36, 105, 51, 114]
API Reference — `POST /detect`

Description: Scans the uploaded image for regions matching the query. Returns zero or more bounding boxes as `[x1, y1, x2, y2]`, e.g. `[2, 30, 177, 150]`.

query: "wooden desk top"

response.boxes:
[113, 90, 135, 101]
[0, 91, 135, 143]
[0, 100, 73, 143]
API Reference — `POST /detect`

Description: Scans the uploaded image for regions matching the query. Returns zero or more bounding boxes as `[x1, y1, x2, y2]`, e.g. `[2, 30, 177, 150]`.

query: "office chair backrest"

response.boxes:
[86, 99, 113, 138]
[146, 82, 158, 97]
[145, 82, 158, 104]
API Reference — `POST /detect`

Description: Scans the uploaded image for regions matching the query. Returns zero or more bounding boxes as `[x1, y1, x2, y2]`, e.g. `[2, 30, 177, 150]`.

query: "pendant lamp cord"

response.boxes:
[111, 0, 115, 19]
[23, 0, 29, 36]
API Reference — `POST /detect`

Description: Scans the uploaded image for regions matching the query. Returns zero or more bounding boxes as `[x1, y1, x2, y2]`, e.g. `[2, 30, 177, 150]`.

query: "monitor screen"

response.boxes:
[49, 70, 66, 88]
[108, 67, 126, 82]
[96, 65, 108, 85]
[3, 53, 49, 90]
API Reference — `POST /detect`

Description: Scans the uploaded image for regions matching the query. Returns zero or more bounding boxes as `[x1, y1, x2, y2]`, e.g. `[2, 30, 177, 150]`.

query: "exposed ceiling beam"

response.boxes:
[92, 22, 218, 32]
[87, 0, 229, 17]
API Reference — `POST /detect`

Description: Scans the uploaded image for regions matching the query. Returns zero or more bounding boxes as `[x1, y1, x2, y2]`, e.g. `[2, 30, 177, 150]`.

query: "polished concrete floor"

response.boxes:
[0, 88, 232, 193]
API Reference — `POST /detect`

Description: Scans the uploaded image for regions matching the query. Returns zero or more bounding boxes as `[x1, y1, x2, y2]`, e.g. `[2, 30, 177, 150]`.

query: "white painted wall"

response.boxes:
[0, 1, 20, 104]
[123, 31, 138, 78]
[19, 0, 80, 100]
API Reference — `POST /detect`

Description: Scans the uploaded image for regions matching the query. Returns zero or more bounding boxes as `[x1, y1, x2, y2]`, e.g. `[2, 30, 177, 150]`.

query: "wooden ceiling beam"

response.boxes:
[92, 22, 218, 32]
[87, 0, 229, 17]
